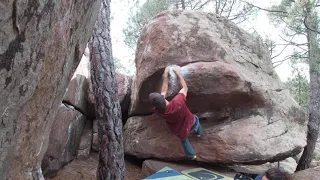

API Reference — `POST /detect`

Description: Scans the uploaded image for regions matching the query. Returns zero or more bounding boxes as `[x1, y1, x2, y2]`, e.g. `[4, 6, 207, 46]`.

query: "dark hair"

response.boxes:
[265, 168, 291, 180]
[149, 92, 166, 110]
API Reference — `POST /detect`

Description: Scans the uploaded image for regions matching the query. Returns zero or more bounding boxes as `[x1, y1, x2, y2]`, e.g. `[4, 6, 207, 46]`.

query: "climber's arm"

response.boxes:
[173, 66, 188, 97]
[160, 66, 170, 98]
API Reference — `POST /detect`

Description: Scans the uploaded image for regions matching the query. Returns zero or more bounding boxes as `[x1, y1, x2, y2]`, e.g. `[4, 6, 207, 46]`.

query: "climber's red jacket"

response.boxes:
[154, 93, 194, 139]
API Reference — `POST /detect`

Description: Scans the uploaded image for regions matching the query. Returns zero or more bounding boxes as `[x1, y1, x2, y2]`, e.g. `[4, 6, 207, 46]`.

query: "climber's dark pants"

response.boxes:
[180, 115, 203, 158]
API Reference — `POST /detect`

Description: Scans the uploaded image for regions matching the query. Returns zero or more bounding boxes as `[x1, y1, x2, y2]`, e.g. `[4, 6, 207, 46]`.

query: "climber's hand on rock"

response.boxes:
[172, 65, 181, 73]
[164, 66, 171, 75]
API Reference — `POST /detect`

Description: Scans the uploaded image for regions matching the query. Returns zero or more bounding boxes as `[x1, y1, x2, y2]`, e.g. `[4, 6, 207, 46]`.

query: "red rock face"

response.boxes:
[64, 75, 90, 114]
[116, 73, 130, 102]
[63, 48, 94, 118]
[77, 120, 93, 159]
[291, 166, 320, 180]
[131, 61, 265, 120]
[124, 114, 305, 164]
[116, 73, 132, 113]
[42, 104, 87, 177]
[0, 0, 100, 178]
[129, 10, 273, 117]
[64, 48, 133, 120]
[125, 10, 307, 165]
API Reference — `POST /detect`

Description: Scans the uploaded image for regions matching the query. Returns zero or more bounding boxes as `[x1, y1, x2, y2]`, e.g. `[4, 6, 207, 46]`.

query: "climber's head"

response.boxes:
[149, 92, 166, 110]
[262, 168, 291, 180]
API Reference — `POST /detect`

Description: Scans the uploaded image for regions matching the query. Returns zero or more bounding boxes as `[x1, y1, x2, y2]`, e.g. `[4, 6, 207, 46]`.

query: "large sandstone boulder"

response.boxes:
[116, 73, 133, 121]
[42, 104, 87, 177]
[77, 120, 93, 159]
[291, 166, 320, 180]
[124, 114, 304, 164]
[230, 157, 297, 174]
[63, 47, 133, 120]
[51, 155, 99, 180]
[116, 73, 133, 110]
[64, 46, 95, 118]
[124, 10, 306, 164]
[0, 0, 100, 178]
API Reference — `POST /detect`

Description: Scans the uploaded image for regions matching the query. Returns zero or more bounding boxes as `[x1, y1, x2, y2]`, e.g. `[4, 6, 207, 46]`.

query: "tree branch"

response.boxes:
[195, 0, 211, 10]
[244, 1, 288, 14]
[271, 43, 289, 59]
[228, 11, 248, 21]
[234, 16, 249, 24]
[272, 52, 308, 68]
[278, 35, 309, 49]
[276, 43, 309, 46]
[191, 0, 201, 10]
[273, 58, 290, 68]
[275, 43, 309, 52]
[273, 57, 293, 68]
[215, 0, 219, 14]
[227, 0, 236, 18]
[269, 42, 276, 57]
[219, 0, 228, 15]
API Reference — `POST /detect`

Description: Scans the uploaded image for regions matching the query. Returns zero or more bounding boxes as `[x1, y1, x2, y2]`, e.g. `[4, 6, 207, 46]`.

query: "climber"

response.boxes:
[149, 65, 203, 160]
[254, 168, 291, 180]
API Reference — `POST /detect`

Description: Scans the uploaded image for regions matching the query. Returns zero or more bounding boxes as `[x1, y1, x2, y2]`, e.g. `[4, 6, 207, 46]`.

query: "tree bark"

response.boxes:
[90, 0, 125, 179]
[296, 6, 320, 171]
[181, 0, 186, 9]
[175, 0, 179, 9]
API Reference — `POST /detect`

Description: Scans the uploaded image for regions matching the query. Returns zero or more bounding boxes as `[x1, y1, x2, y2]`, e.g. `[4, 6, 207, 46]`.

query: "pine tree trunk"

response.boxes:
[175, 1, 179, 9]
[296, 7, 320, 171]
[90, 0, 125, 179]
[181, 0, 186, 9]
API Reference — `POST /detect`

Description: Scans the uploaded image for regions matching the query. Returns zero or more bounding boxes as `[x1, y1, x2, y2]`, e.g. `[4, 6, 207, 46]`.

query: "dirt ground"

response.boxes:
[49, 154, 145, 180]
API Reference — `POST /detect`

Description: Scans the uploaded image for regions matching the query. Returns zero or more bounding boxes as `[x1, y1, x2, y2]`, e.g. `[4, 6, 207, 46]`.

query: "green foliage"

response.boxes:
[285, 71, 309, 113]
[285, 48, 309, 113]
[114, 57, 135, 75]
[269, 0, 320, 37]
[123, 0, 171, 49]
[268, 0, 320, 113]
[269, 0, 306, 35]
[267, 0, 320, 71]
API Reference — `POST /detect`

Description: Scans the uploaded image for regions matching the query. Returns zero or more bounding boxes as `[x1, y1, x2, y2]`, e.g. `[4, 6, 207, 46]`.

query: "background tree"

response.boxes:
[90, 0, 125, 179]
[123, 0, 257, 50]
[285, 73, 309, 111]
[263, 0, 320, 171]
[296, 2, 320, 170]
[285, 61, 309, 112]
[264, 0, 311, 67]
[114, 57, 134, 75]
[123, 0, 171, 50]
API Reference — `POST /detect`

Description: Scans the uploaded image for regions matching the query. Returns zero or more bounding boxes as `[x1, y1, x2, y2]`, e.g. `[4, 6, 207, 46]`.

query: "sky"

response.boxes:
[109, 0, 304, 82]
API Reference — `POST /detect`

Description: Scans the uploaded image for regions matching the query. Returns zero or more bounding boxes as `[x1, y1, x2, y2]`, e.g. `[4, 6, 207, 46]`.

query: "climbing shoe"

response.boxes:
[189, 155, 197, 160]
